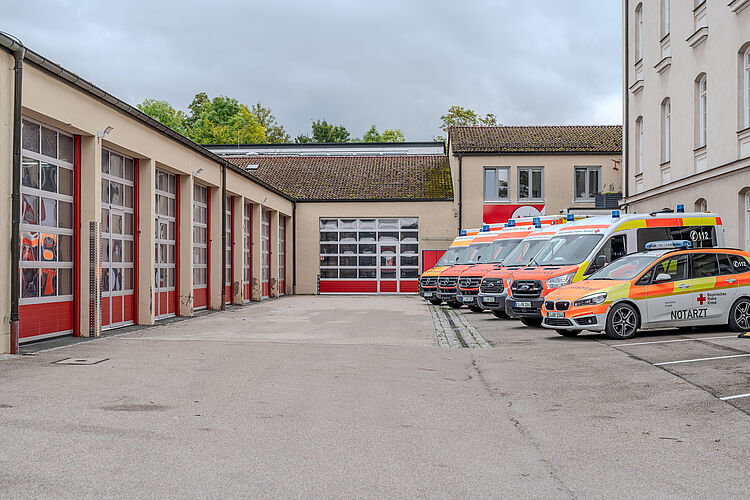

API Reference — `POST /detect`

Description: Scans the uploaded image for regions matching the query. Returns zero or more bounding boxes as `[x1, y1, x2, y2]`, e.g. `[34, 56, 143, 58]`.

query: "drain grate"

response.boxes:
[53, 357, 109, 365]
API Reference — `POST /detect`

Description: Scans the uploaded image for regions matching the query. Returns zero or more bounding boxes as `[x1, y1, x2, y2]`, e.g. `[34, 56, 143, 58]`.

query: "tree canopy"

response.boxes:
[295, 120, 351, 143]
[361, 125, 406, 143]
[439, 105, 499, 132]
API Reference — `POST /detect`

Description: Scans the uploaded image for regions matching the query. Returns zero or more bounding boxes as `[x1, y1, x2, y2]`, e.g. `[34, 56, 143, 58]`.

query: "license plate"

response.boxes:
[547, 311, 564, 319]
[483, 296, 496, 303]
[462, 296, 474, 303]
[423, 292, 433, 298]
[515, 301, 532, 308]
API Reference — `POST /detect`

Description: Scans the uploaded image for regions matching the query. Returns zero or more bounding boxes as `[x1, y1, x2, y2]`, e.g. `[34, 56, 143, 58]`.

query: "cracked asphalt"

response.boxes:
[1, 295, 750, 498]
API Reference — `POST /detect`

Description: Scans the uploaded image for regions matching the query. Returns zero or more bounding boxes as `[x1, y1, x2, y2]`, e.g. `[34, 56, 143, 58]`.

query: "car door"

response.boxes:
[644, 254, 693, 325]
[694, 253, 740, 322]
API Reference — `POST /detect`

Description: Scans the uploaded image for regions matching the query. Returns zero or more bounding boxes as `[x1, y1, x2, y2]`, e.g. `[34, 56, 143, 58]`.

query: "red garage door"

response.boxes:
[154, 169, 177, 319]
[319, 218, 419, 294]
[19, 118, 76, 342]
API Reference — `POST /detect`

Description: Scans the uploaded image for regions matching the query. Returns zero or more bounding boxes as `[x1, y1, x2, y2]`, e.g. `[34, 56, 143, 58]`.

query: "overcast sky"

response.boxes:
[4, 0, 622, 141]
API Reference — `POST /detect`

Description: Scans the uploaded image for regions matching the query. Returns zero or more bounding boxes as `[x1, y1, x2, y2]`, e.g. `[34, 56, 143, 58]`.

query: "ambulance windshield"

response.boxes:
[458, 242, 490, 265]
[588, 254, 656, 281]
[477, 239, 522, 264]
[502, 239, 549, 267]
[435, 246, 469, 267]
[534, 234, 604, 266]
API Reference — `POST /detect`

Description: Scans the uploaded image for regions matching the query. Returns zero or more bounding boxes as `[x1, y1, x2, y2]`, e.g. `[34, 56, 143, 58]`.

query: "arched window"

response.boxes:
[635, 4, 643, 62]
[698, 75, 707, 148]
[636, 116, 644, 174]
[744, 46, 750, 129]
[694, 198, 707, 213]
[662, 98, 671, 163]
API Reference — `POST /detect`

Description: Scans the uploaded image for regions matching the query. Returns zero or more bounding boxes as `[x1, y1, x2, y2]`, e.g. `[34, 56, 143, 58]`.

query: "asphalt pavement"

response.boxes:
[1, 295, 749, 498]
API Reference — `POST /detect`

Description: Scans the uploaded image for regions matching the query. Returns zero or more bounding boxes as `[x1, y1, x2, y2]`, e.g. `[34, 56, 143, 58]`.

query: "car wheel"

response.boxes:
[556, 329, 581, 337]
[605, 303, 639, 340]
[468, 305, 484, 313]
[728, 297, 750, 332]
[492, 310, 508, 319]
[520, 318, 543, 327]
[428, 298, 442, 305]
[448, 301, 463, 309]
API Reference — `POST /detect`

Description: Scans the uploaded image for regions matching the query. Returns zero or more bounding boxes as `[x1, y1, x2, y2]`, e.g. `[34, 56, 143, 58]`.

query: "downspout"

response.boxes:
[622, 0, 630, 211]
[457, 154, 463, 233]
[220, 164, 226, 311]
[10, 41, 26, 354]
[292, 200, 296, 295]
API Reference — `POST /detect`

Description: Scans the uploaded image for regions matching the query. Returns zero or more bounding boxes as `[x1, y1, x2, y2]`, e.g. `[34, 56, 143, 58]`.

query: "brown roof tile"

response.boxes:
[450, 125, 622, 154]
[225, 155, 453, 201]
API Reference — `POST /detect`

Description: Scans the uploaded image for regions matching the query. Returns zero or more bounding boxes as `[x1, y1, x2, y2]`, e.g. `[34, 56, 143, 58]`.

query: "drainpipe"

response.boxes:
[220, 163, 226, 311]
[292, 200, 296, 295]
[10, 41, 26, 354]
[622, 0, 629, 210]
[457, 154, 463, 233]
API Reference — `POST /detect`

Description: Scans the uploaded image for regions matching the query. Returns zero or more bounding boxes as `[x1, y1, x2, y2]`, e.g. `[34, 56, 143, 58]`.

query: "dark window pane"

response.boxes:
[22, 158, 39, 189]
[401, 268, 418, 278]
[340, 244, 357, 254]
[321, 268, 337, 278]
[58, 201, 73, 229]
[22, 121, 40, 152]
[59, 167, 73, 196]
[59, 134, 74, 163]
[339, 268, 357, 278]
[320, 232, 338, 242]
[41, 127, 57, 158]
[532, 170, 543, 198]
[359, 256, 376, 267]
[40, 198, 57, 227]
[359, 269, 376, 279]
[40, 163, 57, 193]
[519, 170, 529, 199]
[575, 169, 586, 198]
[22, 195, 39, 225]
[59, 268, 73, 295]
[320, 256, 338, 267]
[21, 232, 38, 261]
[40, 268, 57, 296]
[340, 256, 357, 266]
[692, 253, 718, 278]
[21, 268, 39, 298]
[320, 244, 338, 255]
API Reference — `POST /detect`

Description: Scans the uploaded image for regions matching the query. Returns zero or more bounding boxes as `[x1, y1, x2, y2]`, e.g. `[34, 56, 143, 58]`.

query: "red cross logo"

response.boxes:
[697, 294, 706, 305]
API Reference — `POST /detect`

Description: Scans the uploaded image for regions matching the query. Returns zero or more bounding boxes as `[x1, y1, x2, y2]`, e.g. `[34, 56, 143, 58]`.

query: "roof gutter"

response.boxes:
[622, 0, 630, 210]
[0, 32, 293, 203]
[7, 34, 24, 355]
[458, 153, 463, 233]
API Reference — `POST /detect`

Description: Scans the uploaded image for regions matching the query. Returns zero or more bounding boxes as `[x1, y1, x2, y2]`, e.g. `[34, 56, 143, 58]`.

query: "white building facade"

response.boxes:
[623, 0, 750, 248]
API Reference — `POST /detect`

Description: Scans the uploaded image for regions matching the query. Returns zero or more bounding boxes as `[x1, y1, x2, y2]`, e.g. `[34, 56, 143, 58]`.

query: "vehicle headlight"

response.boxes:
[574, 292, 608, 307]
[546, 272, 575, 289]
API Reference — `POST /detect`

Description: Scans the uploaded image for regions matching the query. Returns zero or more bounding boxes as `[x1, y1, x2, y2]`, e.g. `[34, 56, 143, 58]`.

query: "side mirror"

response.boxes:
[595, 255, 608, 269]
[654, 273, 672, 283]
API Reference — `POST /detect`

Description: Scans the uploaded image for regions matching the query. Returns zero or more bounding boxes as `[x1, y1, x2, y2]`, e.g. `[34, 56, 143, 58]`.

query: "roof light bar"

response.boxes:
[482, 224, 490, 232]
[644, 240, 692, 250]
[612, 210, 620, 218]
[507, 219, 515, 227]
[460, 230, 467, 236]
[677, 204, 685, 213]
[567, 213, 575, 222]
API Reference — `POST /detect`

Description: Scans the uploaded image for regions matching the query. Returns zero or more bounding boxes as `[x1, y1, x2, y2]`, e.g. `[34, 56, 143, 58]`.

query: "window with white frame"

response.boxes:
[243, 202, 251, 301]
[636, 117, 644, 174]
[744, 47, 750, 129]
[225, 196, 232, 300]
[662, 98, 671, 162]
[518, 167, 543, 201]
[193, 184, 208, 289]
[661, 0, 670, 36]
[635, 3, 643, 61]
[574, 167, 601, 201]
[483, 167, 510, 201]
[279, 217, 286, 292]
[698, 75, 707, 148]
[20, 118, 75, 304]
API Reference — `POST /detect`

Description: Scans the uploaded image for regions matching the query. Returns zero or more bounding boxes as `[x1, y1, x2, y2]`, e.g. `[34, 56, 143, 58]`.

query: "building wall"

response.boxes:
[294, 201, 456, 294]
[0, 55, 293, 352]
[624, 0, 750, 247]
[449, 149, 622, 229]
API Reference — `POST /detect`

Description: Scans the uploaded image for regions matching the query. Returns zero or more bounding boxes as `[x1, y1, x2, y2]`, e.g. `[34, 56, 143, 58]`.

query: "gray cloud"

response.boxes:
[3, 0, 622, 140]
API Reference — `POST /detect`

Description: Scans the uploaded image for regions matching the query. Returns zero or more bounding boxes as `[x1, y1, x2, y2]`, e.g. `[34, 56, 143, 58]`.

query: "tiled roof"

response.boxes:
[225, 155, 453, 201]
[450, 125, 622, 154]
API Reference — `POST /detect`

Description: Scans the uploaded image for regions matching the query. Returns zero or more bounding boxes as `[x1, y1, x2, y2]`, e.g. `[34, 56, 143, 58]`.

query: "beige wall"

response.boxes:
[294, 201, 456, 294]
[624, 0, 750, 248]
[449, 149, 622, 230]
[0, 50, 13, 353]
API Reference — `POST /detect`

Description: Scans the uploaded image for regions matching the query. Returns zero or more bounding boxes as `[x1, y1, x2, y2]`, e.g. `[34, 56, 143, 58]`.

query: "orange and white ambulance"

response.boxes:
[542, 242, 750, 339]
[506, 207, 725, 327]
[419, 229, 480, 304]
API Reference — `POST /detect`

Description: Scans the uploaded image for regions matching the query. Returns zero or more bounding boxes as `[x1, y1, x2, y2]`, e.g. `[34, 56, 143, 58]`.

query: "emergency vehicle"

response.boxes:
[419, 230, 480, 304]
[542, 242, 750, 339]
[506, 206, 725, 327]
[456, 218, 567, 311]
[477, 224, 567, 318]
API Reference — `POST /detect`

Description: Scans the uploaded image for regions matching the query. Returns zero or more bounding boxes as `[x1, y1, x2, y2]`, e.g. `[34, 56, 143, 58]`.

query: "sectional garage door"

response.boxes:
[319, 218, 419, 294]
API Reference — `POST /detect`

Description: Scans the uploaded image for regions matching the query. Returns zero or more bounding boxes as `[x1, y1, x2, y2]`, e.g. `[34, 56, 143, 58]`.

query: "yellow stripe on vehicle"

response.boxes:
[691, 277, 718, 293]
[615, 220, 647, 231]
[573, 262, 588, 281]
[681, 217, 718, 226]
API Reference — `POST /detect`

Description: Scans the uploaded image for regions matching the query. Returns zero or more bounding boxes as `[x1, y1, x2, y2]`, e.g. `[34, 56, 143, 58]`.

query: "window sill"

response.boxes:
[729, 0, 749, 14]
[634, 171, 644, 178]
[573, 199, 596, 204]
[654, 56, 672, 74]
[686, 26, 708, 48]
[738, 127, 750, 158]
[694, 145, 707, 153]
[659, 160, 671, 167]
[629, 79, 644, 94]
[517, 200, 545, 204]
[482, 200, 511, 204]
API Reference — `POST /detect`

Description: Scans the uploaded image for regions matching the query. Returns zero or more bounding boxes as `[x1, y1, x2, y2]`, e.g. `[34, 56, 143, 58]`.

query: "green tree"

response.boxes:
[296, 120, 350, 143]
[439, 105, 499, 133]
[185, 92, 210, 130]
[251, 102, 291, 143]
[190, 96, 266, 144]
[361, 125, 406, 143]
[136, 99, 187, 136]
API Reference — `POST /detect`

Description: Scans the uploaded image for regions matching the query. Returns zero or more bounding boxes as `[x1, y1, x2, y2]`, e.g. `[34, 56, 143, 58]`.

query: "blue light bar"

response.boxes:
[676, 204, 685, 213]
[482, 224, 490, 232]
[460, 230, 467, 236]
[612, 210, 620, 218]
[507, 219, 515, 227]
[644, 240, 692, 250]
[567, 213, 575, 221]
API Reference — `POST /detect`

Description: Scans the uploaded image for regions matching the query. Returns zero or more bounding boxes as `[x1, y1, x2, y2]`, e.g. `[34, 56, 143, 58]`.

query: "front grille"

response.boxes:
[480, 278, 504, 294]
[438, 277, 458, 288]
[545, 300, 555, 311]
[420, 276, 437, 287]
[511, 280, 543, 299]
[546, 318, 572, 327]
[458, 276, 482, 290]
[555, 301, 570, 311]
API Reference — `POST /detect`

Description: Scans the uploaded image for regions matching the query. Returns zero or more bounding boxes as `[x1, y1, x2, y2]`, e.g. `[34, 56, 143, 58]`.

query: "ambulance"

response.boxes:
[477, 224, 567, 318]
[419, 230, 480, 304]
[542, 242, 750, 339]
[506, 206, 725, 327]
[455, 217, 567, 311]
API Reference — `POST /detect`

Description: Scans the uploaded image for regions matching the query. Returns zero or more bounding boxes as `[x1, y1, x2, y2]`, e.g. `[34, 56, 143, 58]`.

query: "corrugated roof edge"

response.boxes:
[0, 32, 293, 202]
